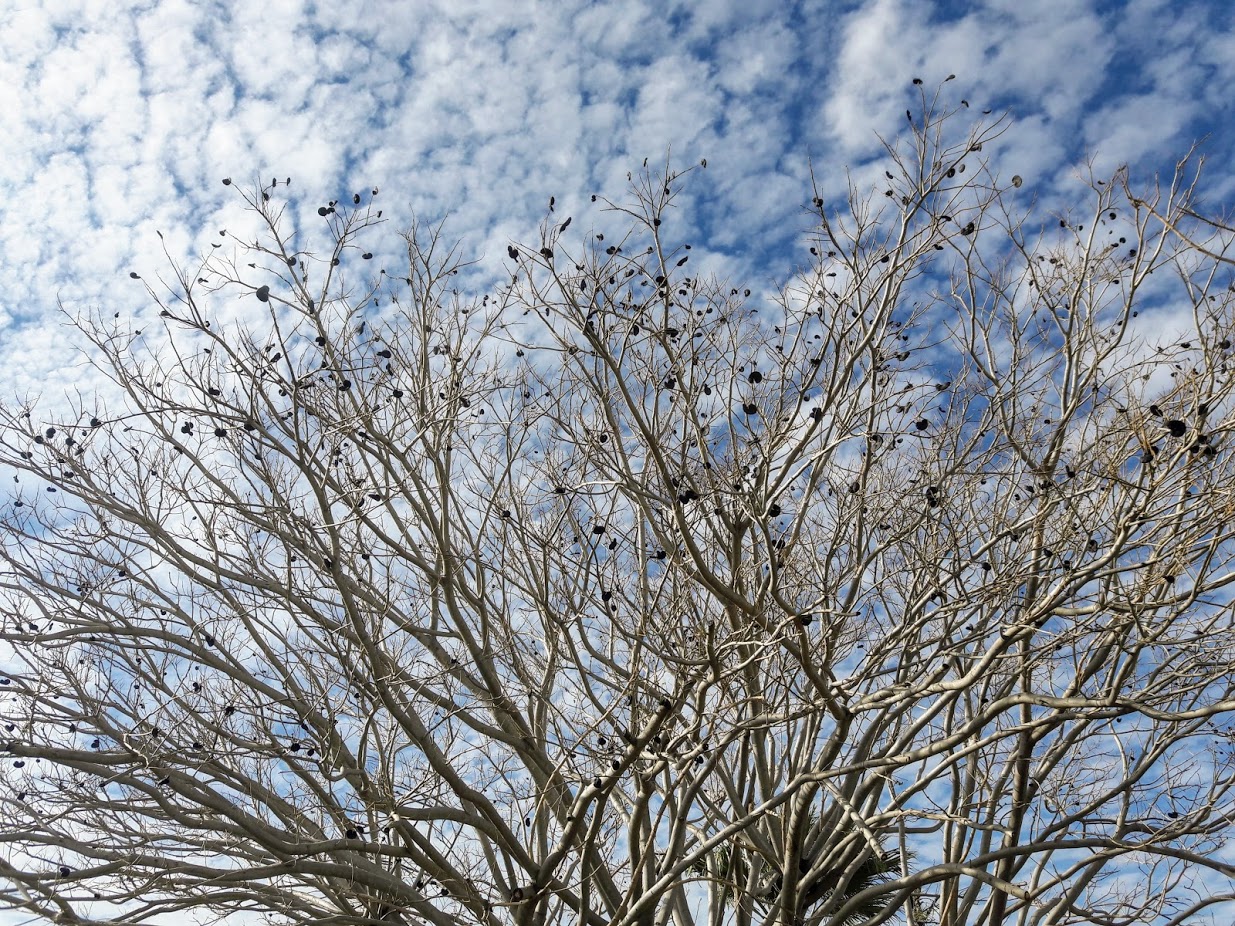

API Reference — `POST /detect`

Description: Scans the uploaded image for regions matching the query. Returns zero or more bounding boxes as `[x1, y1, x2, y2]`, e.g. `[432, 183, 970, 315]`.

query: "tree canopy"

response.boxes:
[3, 99, 1235, 926]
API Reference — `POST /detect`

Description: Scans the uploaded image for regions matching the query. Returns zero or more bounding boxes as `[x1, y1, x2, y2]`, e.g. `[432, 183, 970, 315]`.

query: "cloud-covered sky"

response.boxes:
[3, 3, 1235, 921]
[2, 0, 1234, 402]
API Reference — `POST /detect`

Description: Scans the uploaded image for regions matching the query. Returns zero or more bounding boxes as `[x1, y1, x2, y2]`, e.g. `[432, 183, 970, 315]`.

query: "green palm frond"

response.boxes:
[692, 821, 909, 925]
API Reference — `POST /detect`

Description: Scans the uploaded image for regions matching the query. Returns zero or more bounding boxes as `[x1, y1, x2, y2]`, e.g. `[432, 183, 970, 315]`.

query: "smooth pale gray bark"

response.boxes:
[2, 100, 1235, 926]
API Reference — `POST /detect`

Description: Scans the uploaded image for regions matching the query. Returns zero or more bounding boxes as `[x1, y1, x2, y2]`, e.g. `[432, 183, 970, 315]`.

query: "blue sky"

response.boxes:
[2, 3, 1235, 922]
[3, 0, 1235, 407]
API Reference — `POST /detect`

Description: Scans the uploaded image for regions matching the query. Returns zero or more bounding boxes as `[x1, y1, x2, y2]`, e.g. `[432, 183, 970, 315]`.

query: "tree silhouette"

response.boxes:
[4, 91, 1235, 926]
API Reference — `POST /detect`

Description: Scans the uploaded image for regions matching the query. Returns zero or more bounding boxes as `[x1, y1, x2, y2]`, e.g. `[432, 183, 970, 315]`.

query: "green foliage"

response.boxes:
[691, 813, 909, 925]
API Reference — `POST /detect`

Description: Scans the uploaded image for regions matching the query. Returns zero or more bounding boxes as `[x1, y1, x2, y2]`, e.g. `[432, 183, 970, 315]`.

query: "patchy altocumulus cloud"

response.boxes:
[0, 2, 1234, 921]
[0, 0, 1233, 406]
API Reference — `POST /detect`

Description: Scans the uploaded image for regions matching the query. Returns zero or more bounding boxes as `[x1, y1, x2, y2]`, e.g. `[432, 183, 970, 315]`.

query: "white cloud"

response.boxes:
[2, 5, 1235, 923]
[0, 0, 1232, 435]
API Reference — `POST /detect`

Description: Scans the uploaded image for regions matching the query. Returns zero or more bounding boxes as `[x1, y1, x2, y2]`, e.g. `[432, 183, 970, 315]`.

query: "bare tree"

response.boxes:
[4, 94, 1235, 926]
